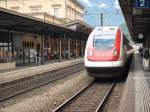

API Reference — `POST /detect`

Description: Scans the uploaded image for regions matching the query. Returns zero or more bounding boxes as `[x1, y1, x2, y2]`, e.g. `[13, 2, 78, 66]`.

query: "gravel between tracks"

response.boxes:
[59, 82, 114, 112]
[0, 70, 93, 112]
[101, 81, 125, 112]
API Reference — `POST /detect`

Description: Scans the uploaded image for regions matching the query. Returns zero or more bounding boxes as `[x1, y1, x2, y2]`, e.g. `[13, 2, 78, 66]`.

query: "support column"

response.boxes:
[68, 38, 71, 59]
[59, 35, 62, 62]
[64, 34, 67, 59]
[75, 40, 78, 58]
[41, 34, 44, 64]
[57, 38, 59, 59]
[63, 36, 65, 58]
[29, 48, 30, 64]
[83, 41, 86, 52]
[8, 31, 10, 52]
[12, 32, 14, 61]
[81, 40, 84, 57]
[7, 30, 10, 62]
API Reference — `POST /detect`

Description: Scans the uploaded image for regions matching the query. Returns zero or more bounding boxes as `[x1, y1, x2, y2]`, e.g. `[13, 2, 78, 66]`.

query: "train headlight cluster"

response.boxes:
[114, 49, 118, 56]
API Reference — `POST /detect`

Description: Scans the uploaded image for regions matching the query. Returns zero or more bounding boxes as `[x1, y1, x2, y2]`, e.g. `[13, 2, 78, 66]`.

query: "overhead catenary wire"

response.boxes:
[84, 12, 123, 27]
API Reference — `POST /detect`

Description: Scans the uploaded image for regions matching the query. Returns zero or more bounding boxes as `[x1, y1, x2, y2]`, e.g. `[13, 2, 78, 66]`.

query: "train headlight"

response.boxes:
[114, 49, 118, 56]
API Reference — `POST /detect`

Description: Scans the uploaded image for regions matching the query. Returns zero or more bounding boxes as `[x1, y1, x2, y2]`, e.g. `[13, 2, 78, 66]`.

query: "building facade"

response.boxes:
[0, 0, 84, 24]
[0, 1, 90, 70]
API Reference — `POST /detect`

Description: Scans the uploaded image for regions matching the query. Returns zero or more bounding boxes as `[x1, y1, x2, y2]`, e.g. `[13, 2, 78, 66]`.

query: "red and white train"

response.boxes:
[84, 27, 132, 78]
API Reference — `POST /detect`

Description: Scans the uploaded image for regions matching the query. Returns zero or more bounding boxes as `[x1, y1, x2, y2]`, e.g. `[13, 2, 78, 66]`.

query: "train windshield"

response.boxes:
[94, 35, 115, 50]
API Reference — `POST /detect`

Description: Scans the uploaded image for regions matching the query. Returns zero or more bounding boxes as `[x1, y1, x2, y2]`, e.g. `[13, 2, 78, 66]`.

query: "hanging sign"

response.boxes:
[136, 0, 150, 8]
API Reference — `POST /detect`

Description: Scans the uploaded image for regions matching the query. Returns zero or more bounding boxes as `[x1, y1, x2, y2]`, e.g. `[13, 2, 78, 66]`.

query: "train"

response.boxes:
[84, 26, 132, 78]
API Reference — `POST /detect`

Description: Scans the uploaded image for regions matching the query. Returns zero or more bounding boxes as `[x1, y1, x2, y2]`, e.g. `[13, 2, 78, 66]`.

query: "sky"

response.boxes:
[78, 0, 126, 27]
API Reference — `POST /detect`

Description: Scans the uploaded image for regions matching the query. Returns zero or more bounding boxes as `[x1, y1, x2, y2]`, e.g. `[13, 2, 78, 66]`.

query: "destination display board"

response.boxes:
[136, 0, 150, 8]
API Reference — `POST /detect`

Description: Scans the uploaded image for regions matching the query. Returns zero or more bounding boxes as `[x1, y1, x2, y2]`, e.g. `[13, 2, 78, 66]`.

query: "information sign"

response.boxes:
[136, 0, 150, 8]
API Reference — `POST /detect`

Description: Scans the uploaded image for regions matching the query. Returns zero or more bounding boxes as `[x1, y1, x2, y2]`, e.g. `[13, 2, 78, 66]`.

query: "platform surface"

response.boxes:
[118, 54, 150, 112]
[0, 58, 83, 85]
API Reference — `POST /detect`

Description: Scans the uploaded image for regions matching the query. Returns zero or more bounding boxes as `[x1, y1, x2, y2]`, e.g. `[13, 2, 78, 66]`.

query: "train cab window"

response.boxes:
[94, 35, 115, 50]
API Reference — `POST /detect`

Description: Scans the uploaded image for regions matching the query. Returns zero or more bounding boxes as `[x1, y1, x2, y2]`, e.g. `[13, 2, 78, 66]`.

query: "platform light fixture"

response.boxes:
[138, 33, 144, 39]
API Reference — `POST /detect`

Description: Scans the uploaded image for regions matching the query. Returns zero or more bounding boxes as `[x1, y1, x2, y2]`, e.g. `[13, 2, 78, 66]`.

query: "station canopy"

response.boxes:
[64, 20, 93, 35]
[0, 7, 78, 36]
[119, 0, 150, 43]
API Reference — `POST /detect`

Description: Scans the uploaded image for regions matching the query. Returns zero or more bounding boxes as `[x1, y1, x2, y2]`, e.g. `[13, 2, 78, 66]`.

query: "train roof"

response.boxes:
[91, 26, 119, 35]
[94, 26, 119, 30]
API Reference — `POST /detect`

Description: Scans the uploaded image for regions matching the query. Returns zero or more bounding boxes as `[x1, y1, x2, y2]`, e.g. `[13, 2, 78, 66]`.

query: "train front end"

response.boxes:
[84, 27, 125, 78]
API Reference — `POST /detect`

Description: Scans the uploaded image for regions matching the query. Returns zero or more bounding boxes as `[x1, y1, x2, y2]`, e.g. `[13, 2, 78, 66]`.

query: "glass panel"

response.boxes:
[0, 42, 13, 62]
[94, 35, 115, 50]
[54, 8, 59, 17]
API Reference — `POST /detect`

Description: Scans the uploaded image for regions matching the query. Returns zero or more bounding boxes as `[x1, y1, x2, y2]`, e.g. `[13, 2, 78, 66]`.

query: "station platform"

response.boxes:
[0, 58, 83, 85]
[118, 54, 150, 112]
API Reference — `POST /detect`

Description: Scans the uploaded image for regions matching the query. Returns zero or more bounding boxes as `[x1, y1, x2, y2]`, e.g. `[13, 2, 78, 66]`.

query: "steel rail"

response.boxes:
[53, 81, 116, 112]
[95, 82, 116, 112]
[0, 63, 84, 101]
[0, 63, 83, 91]
[53, 80, 94, 112]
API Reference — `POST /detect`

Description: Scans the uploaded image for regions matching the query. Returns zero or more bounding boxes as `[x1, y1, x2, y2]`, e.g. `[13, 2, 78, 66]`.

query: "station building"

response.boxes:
[0, 0, 93, 70]
[0, 0, 84, 24]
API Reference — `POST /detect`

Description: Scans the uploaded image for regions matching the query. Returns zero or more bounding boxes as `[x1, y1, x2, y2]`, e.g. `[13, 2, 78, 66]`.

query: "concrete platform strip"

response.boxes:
[134, 58, 150, 112]
[119, 55, 150, 112]
[135, 73, 150, 112]
[0, 58, 83, 85]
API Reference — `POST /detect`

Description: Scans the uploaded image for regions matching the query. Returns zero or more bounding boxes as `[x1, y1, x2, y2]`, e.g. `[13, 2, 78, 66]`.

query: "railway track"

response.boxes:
[0, 63, 85, 101]
[53, 81, 115, 112]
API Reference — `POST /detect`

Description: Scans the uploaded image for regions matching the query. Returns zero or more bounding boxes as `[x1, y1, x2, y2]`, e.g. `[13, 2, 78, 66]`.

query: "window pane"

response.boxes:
[54, 8, 59, 17]
[94, 35, 115, 50]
